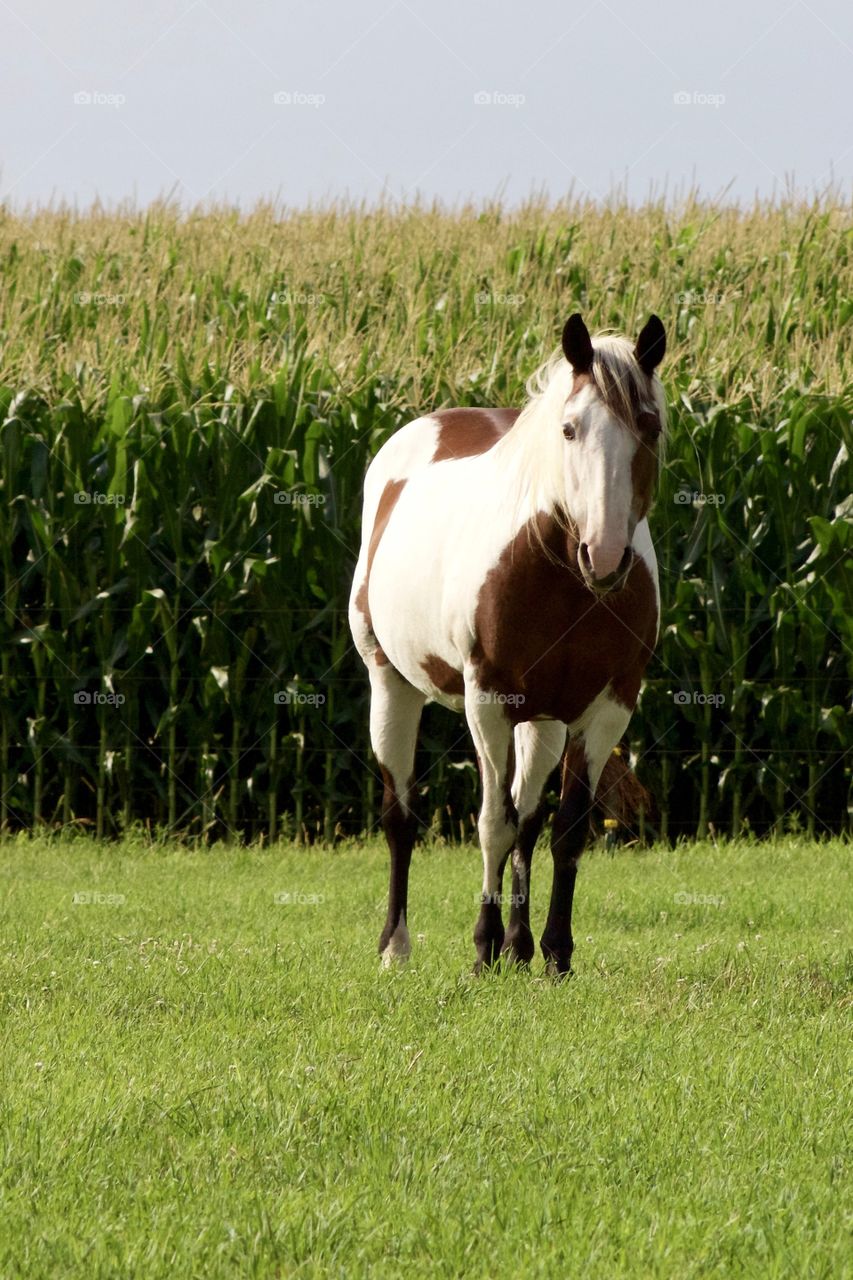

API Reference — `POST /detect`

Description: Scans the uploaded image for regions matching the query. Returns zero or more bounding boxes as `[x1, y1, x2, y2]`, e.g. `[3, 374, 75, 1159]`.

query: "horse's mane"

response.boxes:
[489, 332, 668, 528]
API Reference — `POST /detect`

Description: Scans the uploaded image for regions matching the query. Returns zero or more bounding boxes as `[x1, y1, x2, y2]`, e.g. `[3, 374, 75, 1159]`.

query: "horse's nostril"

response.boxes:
[579, 542, 592, 572]
[619, 546, 634, 576]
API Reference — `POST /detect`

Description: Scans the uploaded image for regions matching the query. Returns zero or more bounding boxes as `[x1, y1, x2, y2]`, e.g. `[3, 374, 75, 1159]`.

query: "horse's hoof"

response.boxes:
[379, 919, 411, 967]
[501, 927, 535, 968]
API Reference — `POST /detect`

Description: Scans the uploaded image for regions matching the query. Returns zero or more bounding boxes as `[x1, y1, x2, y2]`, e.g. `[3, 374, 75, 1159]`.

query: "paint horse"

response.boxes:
[349, 314, 666, 973]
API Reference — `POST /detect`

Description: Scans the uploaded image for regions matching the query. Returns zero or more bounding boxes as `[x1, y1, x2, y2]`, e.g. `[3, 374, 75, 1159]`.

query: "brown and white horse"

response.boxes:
[349, 313, 666, 973]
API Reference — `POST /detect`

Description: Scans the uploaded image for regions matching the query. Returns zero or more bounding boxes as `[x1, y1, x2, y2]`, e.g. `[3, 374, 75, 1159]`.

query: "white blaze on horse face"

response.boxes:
[562, 385, 636, 581]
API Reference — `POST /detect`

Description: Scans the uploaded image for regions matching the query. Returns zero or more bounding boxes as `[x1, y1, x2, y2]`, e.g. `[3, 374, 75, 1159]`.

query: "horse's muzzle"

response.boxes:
[579, 544, 634, 595]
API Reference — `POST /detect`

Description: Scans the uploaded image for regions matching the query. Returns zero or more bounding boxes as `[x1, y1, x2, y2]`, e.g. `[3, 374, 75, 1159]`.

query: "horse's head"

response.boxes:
[559, 312, 666, 594]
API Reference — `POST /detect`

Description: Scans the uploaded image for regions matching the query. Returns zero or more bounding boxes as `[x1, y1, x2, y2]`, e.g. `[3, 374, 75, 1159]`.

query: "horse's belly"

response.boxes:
[369, 538, 467, 701]
[367, 483, 489, 703]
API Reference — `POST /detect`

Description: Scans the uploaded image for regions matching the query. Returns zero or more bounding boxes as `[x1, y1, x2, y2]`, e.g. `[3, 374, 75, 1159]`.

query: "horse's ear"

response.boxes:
[562, 313, 594, 373]
[635, 315, 666, 375]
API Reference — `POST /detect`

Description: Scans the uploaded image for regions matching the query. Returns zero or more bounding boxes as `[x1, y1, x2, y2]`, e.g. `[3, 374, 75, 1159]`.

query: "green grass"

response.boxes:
[0, 835, 849, 1278]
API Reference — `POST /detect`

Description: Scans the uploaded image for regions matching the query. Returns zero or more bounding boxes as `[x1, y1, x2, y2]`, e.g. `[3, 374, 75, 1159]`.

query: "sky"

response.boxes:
[1, 0, 851, 209]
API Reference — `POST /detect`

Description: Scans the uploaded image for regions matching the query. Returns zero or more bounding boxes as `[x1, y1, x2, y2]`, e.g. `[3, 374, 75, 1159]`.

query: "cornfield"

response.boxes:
[0, 197, 850, 840]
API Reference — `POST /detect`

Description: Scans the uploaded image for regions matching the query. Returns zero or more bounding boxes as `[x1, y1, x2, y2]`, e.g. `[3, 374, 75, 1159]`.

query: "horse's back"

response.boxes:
[364, 406, 519, 498]
[429, 407, 520, 462]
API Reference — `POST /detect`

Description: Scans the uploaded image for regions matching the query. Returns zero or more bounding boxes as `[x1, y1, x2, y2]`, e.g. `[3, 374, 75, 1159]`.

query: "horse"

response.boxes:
[348, 313, 666, 974]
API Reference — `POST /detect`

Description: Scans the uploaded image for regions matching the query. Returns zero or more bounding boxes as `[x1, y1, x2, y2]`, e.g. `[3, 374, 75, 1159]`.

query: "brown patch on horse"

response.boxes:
[631, 435, 659, 519]
[629, 404, 663, 519]
[368, 479, 406, 576]
[421, 654, 464, 697]
[353, 577, 390, 664]
[431, 407, 519, 462]
[471, 513, 658, 725]
[569, 371, 592, 398]
[355, 478, 407, 666]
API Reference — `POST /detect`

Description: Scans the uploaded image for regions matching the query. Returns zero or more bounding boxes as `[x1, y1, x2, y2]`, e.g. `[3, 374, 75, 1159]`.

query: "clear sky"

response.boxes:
[1, 0, 851, 209]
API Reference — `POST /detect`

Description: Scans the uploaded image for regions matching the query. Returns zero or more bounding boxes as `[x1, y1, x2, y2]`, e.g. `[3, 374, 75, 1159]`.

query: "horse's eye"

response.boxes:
[562, 423, 576, 441]
[638, 411, 661, 439]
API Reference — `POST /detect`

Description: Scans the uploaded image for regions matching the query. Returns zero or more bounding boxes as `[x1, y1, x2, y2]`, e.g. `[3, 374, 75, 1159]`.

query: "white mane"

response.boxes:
[489, 333, 668, 524]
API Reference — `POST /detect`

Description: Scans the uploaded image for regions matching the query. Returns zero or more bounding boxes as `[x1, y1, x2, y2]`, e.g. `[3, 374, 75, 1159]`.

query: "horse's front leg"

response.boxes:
[542, 700, 631, 975]
[502, 720, 567, 966]
[540, 741, 589, 976]
[464, 684, 518, 972]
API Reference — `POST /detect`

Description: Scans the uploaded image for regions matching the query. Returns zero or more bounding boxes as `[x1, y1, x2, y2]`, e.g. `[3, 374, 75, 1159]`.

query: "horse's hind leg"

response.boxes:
[501, 721, 567, 965]
[368, 661, 425, 965]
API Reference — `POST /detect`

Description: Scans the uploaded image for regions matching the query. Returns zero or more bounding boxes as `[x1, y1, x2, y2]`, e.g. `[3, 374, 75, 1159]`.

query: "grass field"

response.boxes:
[1, 834, 849, 1278]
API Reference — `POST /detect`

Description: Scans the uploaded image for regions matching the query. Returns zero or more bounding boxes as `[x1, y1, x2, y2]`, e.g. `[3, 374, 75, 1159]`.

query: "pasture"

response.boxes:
[1, 834, 849, 1278]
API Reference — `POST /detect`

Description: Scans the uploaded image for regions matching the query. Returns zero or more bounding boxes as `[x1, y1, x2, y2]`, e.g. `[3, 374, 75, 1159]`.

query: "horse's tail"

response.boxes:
[594, 744, 654, 834]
